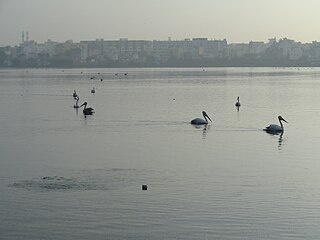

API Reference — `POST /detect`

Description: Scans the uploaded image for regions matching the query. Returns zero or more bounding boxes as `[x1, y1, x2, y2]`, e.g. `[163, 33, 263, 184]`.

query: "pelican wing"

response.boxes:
[264, 124, 282, 132]
[191, 118, 207, 125]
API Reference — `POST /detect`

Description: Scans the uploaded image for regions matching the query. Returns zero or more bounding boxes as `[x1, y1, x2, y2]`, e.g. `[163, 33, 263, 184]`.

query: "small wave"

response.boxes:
[9, 168, 169, 192]
[9, 175, 110, 191]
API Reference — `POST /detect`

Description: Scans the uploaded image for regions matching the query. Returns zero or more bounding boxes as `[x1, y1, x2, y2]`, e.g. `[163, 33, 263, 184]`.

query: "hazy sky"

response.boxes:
[1, 0, 320, 46]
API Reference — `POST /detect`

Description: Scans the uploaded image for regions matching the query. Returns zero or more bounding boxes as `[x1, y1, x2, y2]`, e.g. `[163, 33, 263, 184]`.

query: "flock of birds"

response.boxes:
[73, 87, 288, 134]
[190, 96, 288, 134]
[72, 71, 130, 115]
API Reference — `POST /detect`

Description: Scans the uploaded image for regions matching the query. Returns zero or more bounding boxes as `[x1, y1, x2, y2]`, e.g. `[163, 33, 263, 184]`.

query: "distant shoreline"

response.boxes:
[1, 65, 318, 69]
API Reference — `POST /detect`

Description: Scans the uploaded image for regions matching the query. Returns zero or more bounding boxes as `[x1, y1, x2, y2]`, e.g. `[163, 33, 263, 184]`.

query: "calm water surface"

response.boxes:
[1, 67, 320, 239]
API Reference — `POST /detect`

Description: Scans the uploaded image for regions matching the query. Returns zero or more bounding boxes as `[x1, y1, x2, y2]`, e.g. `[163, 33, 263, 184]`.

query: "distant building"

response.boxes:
[2, 35, 319, 67]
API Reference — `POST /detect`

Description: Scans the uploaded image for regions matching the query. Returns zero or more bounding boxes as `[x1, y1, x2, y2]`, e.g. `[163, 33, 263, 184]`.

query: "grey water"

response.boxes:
[1, 67, 320, 239]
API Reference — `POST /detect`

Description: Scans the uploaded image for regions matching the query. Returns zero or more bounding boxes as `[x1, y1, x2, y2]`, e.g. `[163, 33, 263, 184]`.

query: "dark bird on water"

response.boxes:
[191, 111, 212, 125]
[73, 90, 78, 99]
[74, 96, 80, 109]
[80, 102, 94, 115]
[235, 96, 241, 107]
[264, 115, 288, 134]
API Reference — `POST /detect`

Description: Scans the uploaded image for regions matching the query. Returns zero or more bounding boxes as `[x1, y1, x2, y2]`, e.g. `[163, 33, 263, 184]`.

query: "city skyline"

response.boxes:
[7, 33, 318, 46]
[3, 35, 320, 68]
[2, 0, 320, 47]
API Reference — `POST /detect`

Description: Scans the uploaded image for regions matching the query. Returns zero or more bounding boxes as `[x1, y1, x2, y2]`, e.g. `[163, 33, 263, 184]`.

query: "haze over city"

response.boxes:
[5, 0, 320, 239]
[1, 0, 320, 46]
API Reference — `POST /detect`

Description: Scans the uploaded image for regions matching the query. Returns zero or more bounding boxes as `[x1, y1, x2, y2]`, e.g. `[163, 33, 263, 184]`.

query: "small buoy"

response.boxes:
[142, 185, 148, 190]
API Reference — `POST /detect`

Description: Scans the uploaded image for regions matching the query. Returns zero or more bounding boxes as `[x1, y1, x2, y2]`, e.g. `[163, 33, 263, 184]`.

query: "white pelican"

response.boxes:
[80, 102, 94, 115]
[74, 96, 80, 109]
[264, 116, 288, 133]
[91, 87, 95, 94]
[191, 111, 212, 125]
[235, 96, 241, 107]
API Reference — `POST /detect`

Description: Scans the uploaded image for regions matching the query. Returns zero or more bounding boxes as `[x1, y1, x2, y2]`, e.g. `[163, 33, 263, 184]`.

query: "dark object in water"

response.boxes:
[79, 102, 94, 115]
[142, 185, 148, 190]
[73, 90, 78, 99]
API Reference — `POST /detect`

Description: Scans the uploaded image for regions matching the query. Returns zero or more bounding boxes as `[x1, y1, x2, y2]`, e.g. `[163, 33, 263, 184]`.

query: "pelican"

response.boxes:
[235, 96, 241, 107]
[74, 96, 80, 109]
[80, 102, 94, 115]
[264, 116, 288, 133]
[91, 87, 95, 94]
[191, 111, 212, 125]
[73, 90, 78, 99]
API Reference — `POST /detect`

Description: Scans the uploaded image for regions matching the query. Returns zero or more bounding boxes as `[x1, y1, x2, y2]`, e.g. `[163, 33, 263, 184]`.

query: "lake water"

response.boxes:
[1, 67, 320, 239]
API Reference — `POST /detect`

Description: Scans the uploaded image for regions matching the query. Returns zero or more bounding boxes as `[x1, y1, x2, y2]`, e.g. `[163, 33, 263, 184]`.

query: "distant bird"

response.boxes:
[73, 96, 80, 109]
[73, 90, 78, 99]
[191, 111, 212, 125]
[264, 116, 288, 133]
[124, 72, 128, 76]
[80, 102, 94, 115]
[91, 87, 95, 94]
[235, 96, 241, 107]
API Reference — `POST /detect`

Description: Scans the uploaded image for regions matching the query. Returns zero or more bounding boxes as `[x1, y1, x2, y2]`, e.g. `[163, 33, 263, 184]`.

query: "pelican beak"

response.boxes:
[280, 116, 288, 123]
[204, 112, 212, 122]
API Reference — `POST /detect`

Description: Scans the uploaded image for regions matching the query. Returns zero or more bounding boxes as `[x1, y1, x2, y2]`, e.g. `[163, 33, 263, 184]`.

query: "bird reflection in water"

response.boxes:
[202, 124, 211, 139]
[193, 124, 211, 139]
[278, 133, 284, 150]
[265, 130, 285, 150]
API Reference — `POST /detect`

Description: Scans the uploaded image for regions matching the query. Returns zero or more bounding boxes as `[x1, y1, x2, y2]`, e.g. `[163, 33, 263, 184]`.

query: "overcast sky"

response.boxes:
[1, 0, 320, 46]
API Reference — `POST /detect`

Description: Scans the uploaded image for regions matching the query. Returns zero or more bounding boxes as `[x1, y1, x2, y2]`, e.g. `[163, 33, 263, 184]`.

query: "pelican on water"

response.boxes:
[264, 116, 288, 133]
[191, 111, 212, 125]
[74, 96, 80, 109]
[80, 102, 94, 115]
[235, 96, 241, 107]
[73, 90, 78, 99]
[91, 87, 95, 94]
